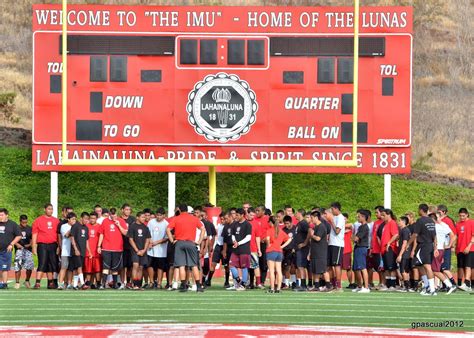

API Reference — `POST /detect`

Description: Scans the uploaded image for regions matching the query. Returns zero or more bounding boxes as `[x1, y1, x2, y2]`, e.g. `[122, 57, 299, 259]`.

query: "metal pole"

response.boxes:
[384, 174, 392, 209]
[168, 172, 176, 217]
[265, 173, 273, 211]
[50, 171, 58, 218]
[209, 166, 217, 206]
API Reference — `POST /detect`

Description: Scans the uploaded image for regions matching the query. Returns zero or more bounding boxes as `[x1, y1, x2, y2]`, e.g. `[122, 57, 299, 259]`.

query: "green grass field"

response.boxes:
[1, 283, 473, 331]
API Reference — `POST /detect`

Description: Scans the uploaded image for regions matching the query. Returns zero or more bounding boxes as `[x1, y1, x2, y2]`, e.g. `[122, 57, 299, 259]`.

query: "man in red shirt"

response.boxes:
[380, 209, 400, 291]
[255, 205, 270, 285]
[84, 212, 102, 288]
[455, 208, 473, 292]
[97, 208, 128, 289]
[166, 204, 205, 292]
[369, 206, 384, 289]
[248, 208, 264, 289]
[32, 203, 60, 289]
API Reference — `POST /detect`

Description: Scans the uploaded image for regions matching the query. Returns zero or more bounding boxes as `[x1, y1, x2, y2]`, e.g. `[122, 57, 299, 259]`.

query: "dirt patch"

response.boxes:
[0, 126, 31, 147]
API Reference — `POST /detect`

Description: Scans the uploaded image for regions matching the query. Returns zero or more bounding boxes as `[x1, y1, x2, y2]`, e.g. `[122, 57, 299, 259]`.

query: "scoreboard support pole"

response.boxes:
[209, 167, 217, 206]
[265, 173, 273, 211]
[50, 171, 58, 218]
[384, 174, 392, 209]
[168, 172, 176, 217]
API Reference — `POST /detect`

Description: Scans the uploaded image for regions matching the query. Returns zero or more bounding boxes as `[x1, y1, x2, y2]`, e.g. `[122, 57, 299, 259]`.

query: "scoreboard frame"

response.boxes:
[59, 0, 360, 168]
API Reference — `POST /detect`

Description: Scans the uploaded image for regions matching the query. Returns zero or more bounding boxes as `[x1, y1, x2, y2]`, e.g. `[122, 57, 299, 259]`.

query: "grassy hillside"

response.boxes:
[1, 147, 472, 222]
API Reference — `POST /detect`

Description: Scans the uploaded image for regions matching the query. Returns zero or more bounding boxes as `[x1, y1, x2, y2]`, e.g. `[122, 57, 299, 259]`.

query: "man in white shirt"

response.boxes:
[147, 207, 169, 289]
[327, 202, 345, 292]
[205, 212, 226, 287]
[57, 213, 74, 289]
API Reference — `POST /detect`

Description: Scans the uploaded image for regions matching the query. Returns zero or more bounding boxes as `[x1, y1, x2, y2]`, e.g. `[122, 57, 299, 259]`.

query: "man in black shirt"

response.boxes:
[128, 212, 151, 290]
[0, 208, 22, 289]
[408, 204, 438, 296]
[397, 216, 413, 292]
[352, 210, 370, 293]
[69, 212, 90, 290]
[294, 209, 310, 291]
[308, 211, 332, 292]
[121, 203, 136, 289]
[221, 212, 235, 288]
[228, 208, 252, 291]
[14, 215, 34, 289]
[282, 216, 296, 289]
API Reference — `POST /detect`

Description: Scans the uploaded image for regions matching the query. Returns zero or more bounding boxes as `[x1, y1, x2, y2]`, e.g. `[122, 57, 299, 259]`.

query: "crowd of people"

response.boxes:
[0, 202, 473, 295]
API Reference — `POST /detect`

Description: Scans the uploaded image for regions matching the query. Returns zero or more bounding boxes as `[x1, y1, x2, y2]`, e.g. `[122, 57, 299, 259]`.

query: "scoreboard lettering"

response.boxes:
[32, 5, 413, 173]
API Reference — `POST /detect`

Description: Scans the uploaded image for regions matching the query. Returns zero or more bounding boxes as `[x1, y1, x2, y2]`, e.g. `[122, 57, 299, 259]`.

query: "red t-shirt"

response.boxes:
[344, 227, 353, 254]
[266, 227, 290, 253]
[442, 216, 456, 234]
[249, 219, 262, 253]
[371, 219, 383, 254]
[32, 215, 60, 244]
[167, 213, 202, 242]
[455, 219, 473, 254]
[99, 218, 128, 252]
[381, 219, 399, 254]
[256, 215, 270, 233]
[86, 223, 101, 257]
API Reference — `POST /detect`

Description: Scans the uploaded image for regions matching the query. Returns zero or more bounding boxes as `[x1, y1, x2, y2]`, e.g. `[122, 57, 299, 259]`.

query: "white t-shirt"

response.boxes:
[214, 223, 225, 247]
[60, 223, 72, 257]
[97, 216, 105, 225]
[435, 222, 452, 250]
[147, 219, 169, 258]
[329, 214, 345, 247]
[195, 225, 207, 251]
[353, 221, 374, 247]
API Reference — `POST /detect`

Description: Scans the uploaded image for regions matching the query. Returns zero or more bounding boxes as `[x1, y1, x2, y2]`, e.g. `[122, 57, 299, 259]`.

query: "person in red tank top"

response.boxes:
[248, 208, 264, 289]
[380, 209, 400, 290]
[31, 203, 60, 289]
[84, 212, 102, 288]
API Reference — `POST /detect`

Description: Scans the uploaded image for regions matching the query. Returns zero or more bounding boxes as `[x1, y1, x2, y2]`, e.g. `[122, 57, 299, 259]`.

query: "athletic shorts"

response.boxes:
[399, 257, 412, 274]
[266, 251, 283, 262]
[250, 252, 260, 269]
[148, 256, 168, 271]
[223, 245, 233, 266]
[310, 258, 327, 275]
[68, 255, 84, 271]
[122, 249, 133, 269]
[167, 243, 175, 267]
[0, 251, 12, 271]
[352, 247, 368, 271]
[296, 247, 309, 268]
[468, 252, 474, 268]
[131, 251, 149, 267]
[342, 252, 352, 270]
[14, 249, 34, 271]
[282, 251, 296, 268]
[457, 253, 467, 269]
[431, 249, 444, 273]
[229, 253, 251, 269]
[440, 249, 451, 271]
[37, 242, 58, 273]
[174, 241, 199, 268]
[60, 256, 69, 270]
[102, 250, 123, 272]
[327, 246, 343, 267]
[83, 256, 102, 274]
[367, 252, 381, 271]
[382, 248, 397, 271]
[212, 245, 224, 264]
[414, 243, 433, 266]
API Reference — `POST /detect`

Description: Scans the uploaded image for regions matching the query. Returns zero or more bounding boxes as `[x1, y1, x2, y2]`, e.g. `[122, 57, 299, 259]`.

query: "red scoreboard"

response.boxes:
[32, 5, 412, 173]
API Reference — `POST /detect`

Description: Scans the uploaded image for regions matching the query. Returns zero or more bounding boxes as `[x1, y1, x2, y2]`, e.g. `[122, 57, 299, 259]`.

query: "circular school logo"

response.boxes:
[187, 73, 258, 143]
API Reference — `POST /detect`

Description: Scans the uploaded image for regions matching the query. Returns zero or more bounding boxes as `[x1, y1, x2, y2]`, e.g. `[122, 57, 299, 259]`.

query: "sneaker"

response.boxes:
[99, 285, 105, 290]
[256, 284, 265, 290]
[23, 281, 31, 289]
[47, 282, 55, 289]
[226, 285, 236, 291]
[334, 287, 344, 293]
[266, 289, 275, 294]
[274, 290, 281, 294]
[172, 282, 178, 290]
[358, 287, 371, 293]
[223, 282, 230, 288]
[346, 283, 357, 289]
[387, 287, 397, 292]
[408, 288, 416, 293]
[66, 285, 74, 290]
[73, 286, 79, 290]
[419, 288, 428, 295]
[396, 287, 408, 293]
[142, 283, 149, 289]
[81, 285, 90, 290]
[458, 284, 471, 292]
[446, 286, 457, 295]
[33, 283, 41, 289]
[281, 284, 289, 290]
[235, 284, 246, 291]
[190, 284, 197, 292]
[118, 284, 125, 290]
[205, 280, 211, 287]
[126, 283, 133, 290]
[14, 283, 20, 290]
[379, 285, 389, 292]
[57, 283, 65, 290]
[196, 287, 205, 293]
[178, 286, 188, 293]
[352, 287, 362, 293]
